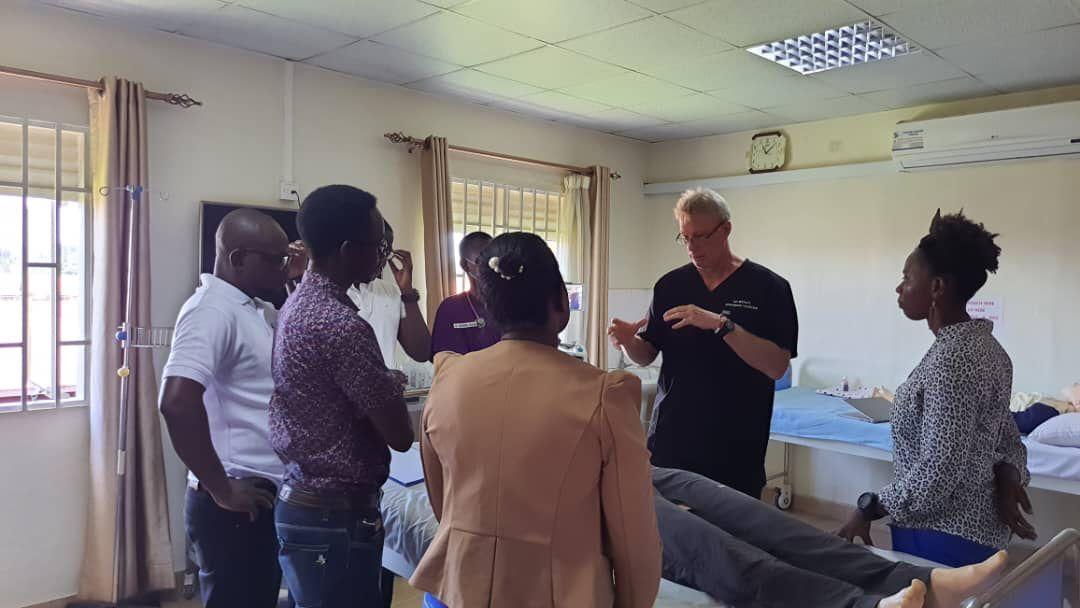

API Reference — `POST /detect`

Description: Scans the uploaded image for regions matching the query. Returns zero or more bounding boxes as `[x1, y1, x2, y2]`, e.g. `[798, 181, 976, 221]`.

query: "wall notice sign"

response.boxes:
[967, 297, 1003, 326]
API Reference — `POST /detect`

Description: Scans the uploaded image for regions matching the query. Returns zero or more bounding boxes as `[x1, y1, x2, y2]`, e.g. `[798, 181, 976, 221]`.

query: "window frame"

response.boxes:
[451, 177, 566, 294]
[0, 115, 92, 413]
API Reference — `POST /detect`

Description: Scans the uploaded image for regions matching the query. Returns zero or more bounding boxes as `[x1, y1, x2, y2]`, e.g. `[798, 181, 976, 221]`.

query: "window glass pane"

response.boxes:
[506, 188, 521, 230]
[60, 192, 86, 341]
[61, 130, 85, 189]
[0, 187, 23, 344]
[27, 124, 56, 189]
[493, 186, 505, 233]
[0, 347, 21, 407]
[0, 121, 22, 184]
[60, 344, 85, 403]
[450, 179, 465, 222]
[27, 187, 56, 264]
[522, 190, 535, 232]
[480, 183, 495, 230]
[27, 266, 56, 409]
[465, 181, 480, 226]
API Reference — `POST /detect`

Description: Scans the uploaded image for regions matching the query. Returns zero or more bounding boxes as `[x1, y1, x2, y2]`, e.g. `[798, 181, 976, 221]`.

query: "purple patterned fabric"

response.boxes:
[270, 270, 405, 491]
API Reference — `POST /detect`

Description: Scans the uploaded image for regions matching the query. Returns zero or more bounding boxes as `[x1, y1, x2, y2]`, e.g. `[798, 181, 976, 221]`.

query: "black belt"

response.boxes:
[278, 483, 381, 511]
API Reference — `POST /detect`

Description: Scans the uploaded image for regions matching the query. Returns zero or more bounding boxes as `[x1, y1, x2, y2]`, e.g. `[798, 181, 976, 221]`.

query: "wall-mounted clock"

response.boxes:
[749, 131, 787, 173]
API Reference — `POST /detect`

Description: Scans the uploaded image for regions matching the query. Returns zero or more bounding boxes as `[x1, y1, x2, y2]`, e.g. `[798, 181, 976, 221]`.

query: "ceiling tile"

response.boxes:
[407, 69, 543, 104]
[419, 0, 472, 6]
[709, 73, 844, 107]
[764, 95, 885, 123]
[617, 122, 706, 142]
[457, 0, 652, 43]
[937, 25, 1080, 91]
[627, 0, 711, 12]
[559, 16, 732, 72]
[486, 97, 569, 121]
[858, 76, 997, 108]
[808, 52, 966, 94]
[618, 110, 779, 141]
[178, 4, 357, 60]
[629, 93, 747, 122]
[306, 40, 460, 84]
[642, 50, 794, 92]
[474, 46, 629, 90]
[39, 0, 226, 32]
[668, 0, 865, 47]
[571, 108, 668, 132]
[516, 91, 613, 115]
[373, 11, 543, 66]
[845, 0, 951, 16]
[881, 0, 1080, 50]
[237, 0, 437, 38]
[561, 72, 697, 107]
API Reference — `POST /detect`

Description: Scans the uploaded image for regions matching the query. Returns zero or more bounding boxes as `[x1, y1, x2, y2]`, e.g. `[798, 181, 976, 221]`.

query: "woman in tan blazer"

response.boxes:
[411, 232, 662, 608]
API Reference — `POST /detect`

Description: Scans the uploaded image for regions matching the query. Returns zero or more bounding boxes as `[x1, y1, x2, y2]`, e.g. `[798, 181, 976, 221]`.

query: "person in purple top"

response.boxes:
[430, 231, 502, 356]
[270, 184, 414, 608]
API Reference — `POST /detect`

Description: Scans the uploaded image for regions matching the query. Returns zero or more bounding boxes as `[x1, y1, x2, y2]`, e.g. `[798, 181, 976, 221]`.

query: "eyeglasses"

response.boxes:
[675, 222, 726, 246]
[237, 248, 292, 270]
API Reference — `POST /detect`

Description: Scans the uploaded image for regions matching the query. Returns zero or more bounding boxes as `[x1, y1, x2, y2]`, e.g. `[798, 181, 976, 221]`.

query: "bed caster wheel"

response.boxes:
[182, 572, 197, 600]
[775, 486, 793, 511]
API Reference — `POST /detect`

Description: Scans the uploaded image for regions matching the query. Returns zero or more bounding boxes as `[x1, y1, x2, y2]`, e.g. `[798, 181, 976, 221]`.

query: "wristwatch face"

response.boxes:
[857, 492, 875, 511]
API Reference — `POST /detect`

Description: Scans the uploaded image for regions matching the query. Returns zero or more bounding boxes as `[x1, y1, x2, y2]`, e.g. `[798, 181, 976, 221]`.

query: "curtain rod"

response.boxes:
[384, 132, 621, 180]
[0, 64, 202, 108]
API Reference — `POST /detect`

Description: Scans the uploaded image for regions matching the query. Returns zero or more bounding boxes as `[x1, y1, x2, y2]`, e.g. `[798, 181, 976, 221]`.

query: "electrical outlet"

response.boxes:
[279, 180, 298, 201]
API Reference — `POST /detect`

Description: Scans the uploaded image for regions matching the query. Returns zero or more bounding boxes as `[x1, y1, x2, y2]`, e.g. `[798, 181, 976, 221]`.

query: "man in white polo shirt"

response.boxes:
[160, 208, 305, 608]
[347, 221, 431, 366]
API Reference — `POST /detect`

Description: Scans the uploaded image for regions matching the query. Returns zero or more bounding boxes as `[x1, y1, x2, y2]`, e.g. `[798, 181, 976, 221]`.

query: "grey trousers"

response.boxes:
[652, 467, 933, 608]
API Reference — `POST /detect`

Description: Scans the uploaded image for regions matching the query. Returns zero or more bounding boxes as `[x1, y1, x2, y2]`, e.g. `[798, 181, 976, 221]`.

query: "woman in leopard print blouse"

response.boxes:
[839, 211, 1033, 568]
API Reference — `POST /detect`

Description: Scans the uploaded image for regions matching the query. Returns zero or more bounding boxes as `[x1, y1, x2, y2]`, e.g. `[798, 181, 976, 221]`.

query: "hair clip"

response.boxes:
[488, 256, 524, 280]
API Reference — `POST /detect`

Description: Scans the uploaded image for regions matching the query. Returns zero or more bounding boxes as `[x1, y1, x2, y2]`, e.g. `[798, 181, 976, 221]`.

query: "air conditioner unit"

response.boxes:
[892, 100, 1080, 171]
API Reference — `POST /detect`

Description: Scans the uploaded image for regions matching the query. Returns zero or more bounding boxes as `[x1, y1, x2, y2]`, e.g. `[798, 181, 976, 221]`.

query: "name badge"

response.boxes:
[453, 321, 480, 329]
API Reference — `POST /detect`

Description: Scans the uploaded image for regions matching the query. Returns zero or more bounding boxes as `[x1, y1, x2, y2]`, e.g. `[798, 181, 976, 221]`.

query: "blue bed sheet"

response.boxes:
[771, 387, 894, 452]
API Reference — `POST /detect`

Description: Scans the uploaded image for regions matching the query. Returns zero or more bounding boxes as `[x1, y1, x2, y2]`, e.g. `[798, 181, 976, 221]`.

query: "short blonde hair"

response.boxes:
[674, 187, 731, 223]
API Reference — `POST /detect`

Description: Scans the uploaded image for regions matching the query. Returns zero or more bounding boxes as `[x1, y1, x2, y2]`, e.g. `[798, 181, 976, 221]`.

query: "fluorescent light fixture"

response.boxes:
[747, 19, 920, 75]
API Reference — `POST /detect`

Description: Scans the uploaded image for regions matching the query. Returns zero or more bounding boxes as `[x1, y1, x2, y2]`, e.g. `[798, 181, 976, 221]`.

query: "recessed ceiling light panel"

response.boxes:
[746, 19, 920, 75]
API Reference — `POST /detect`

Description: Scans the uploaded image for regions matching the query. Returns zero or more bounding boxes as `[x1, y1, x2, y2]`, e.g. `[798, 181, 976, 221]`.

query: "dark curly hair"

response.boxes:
[476, 232, 565, 331]
[916, 210, 1001, 301]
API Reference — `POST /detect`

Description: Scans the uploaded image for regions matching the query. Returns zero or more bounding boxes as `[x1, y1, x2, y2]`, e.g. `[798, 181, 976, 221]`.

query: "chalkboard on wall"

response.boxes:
[198, 201, 300, 308]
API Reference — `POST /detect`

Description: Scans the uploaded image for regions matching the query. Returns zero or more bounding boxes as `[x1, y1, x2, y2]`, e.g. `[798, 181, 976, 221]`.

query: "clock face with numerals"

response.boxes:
[749, 132, 787, 173]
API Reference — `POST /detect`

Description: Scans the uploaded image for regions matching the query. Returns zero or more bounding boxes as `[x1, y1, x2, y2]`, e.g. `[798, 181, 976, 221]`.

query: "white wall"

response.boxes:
[0, 2, 651, 605]
[643, 91, 1080, 547]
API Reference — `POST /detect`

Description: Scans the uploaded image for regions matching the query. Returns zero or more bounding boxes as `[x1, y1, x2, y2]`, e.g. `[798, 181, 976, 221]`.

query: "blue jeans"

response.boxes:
[890, 526, 998, 568]
[276, 500, 385, 608]
[186, 483, 283, 608]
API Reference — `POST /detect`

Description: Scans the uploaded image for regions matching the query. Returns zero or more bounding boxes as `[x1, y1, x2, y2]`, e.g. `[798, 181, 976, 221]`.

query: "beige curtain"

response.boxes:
[80, 78, 174, 602]
[585, 166, 612, 370]
[421, 136, 455, 322]
[560, 174, 591, 285]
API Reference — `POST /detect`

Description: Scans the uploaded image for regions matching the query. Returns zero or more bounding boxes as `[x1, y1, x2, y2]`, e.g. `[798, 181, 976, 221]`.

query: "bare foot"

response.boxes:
[927, 551, 1009, 608]
[878, 579, 927, 608]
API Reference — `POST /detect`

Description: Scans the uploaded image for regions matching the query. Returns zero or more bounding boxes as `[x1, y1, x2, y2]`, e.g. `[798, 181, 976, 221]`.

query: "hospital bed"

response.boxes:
[380, 451, 943, 608]
[766, 388, 1080, 511]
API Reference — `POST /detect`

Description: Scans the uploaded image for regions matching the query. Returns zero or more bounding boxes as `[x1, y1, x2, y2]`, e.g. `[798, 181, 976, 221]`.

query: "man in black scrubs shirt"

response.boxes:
[609, 188, 798, 498]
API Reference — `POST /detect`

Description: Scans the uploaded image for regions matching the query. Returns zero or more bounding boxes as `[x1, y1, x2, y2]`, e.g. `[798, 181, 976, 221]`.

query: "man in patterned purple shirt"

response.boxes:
[270, 184, 414, 608]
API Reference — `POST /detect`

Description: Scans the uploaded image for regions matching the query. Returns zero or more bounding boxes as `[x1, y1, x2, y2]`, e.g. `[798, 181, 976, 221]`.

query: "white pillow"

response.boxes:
[1029, 412, 1080, 448]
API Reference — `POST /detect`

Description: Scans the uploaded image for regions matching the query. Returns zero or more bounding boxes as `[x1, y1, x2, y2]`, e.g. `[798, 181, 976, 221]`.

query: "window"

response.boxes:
[450, 178, 566, 293]
[0, 116, 91, 412]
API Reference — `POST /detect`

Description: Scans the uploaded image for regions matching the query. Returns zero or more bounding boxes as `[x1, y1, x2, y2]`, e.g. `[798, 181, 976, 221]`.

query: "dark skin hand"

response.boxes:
[388, 249, 432, 362]
[160, 377, 275, 522]
[836, 462, 1037, 545]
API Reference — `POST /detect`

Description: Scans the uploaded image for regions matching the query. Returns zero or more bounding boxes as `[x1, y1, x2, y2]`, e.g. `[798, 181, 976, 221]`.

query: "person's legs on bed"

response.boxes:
[652, 467, 932, 596]
[655, 495, 904, 608]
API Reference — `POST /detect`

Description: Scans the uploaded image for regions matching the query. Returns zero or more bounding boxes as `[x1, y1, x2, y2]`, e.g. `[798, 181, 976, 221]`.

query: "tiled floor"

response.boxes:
[162, 505, 880, 608]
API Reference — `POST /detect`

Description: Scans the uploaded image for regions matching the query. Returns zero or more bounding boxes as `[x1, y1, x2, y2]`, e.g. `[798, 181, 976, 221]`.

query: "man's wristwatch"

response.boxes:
[714, 318, 736, 338]
[857, 492, 880, 519]
[400, 288, 421, 304]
